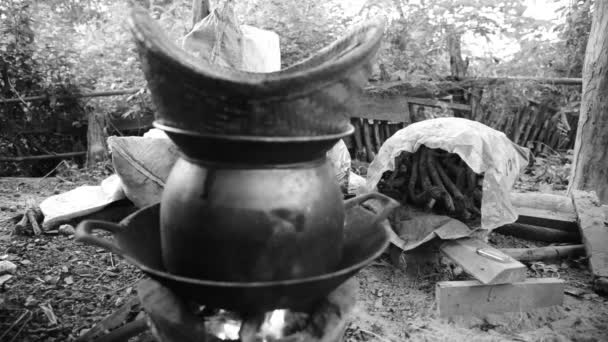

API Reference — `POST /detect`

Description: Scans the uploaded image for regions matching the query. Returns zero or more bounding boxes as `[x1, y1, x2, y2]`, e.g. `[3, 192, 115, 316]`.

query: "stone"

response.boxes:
[0, 260, 17, 275]
[0, 274, 13, 286]
[58, 224, 76, 236]
[25, 295, 38, 307]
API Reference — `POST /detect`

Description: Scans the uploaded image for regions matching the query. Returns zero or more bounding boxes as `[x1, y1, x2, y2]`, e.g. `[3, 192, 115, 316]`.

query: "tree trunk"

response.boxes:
[568, 1, 608, 203]
[446, 30, 468, 79]
[191, 0, 210, 28]
[86, 111, 109, 167]
[446, 28, 469, 119]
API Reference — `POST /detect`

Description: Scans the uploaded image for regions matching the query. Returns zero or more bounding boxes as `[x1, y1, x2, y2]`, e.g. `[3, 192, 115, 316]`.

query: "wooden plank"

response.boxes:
[355, 95, 411, 122]
[404, 97, 471, 112]
[510, 192, 575, 212]
[436, 278, 565, 317]
[440, 237, 527, 284]
[515, 208, 579, 232]
[571, 190, 608, 278]
[510, 192, 578, 231]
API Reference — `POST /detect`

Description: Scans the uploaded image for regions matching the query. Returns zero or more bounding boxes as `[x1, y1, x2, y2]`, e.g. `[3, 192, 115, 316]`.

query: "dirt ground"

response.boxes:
[1, 177, 608, 342]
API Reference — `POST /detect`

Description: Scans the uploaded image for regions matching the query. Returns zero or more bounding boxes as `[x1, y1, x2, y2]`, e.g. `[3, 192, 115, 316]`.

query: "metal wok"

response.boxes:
[75, 194, 394, 313]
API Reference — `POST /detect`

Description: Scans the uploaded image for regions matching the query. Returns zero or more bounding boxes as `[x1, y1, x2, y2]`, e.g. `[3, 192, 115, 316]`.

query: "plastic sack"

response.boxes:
[181, 2, 281, 72]
[241, 25, 281, 72]
[365, 118, 530, 231]
[108, 136, 179, 208]
[181, 0, 244, 69]
[40, 174, 125, 229]
[348, 171, 366, 194]
[327, 139, 351, 193]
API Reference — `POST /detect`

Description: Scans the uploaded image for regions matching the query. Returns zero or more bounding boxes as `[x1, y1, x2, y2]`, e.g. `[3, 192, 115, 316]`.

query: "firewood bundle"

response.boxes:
[377, 146, 483, 220]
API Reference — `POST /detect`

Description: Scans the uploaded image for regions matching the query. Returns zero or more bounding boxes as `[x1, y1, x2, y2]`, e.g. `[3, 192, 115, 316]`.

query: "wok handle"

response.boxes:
[75, 220, 124, 255]
[344, 192, 400, 227]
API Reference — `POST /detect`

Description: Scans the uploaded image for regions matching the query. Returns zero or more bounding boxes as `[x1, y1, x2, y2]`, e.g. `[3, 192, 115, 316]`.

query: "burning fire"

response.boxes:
[204, 310, 241, 340]
[206, 309, 292, 341]
[260, 309, 288, 340]
[216, 320, 241, 340]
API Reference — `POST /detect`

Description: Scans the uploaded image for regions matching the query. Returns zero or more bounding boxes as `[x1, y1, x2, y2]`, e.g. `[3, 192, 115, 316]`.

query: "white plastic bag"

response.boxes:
[181, 0, 244, 69]
[365, 118, 530, 231]
[327, 140, 351, 193]
[108, 135, 179, 208]
[241, 25, 281, 72]
[40, 174, 125, 229]
[181, 2, 281, 72]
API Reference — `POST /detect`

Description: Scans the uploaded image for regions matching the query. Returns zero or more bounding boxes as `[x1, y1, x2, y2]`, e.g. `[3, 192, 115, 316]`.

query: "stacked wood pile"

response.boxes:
[376, 146, 483, 221]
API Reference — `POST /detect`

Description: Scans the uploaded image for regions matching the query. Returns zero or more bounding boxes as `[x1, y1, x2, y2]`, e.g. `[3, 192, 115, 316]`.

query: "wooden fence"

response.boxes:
[0, 76, 582, 162]
[346, 77, 582, 162]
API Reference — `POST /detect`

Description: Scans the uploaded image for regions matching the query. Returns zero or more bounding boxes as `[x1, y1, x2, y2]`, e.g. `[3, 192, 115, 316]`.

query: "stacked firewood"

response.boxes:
[377, 146, 484, 220]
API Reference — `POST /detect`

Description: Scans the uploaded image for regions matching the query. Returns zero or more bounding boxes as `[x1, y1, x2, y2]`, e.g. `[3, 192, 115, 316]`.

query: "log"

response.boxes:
[495, 223, 581, 243]
[372, 121, 382, 152]
[362, 120, 375, 162]
[351, 119, 364, 156]
[500, 245, 585, 262]
[571, 190, 608, 278]
[436, 278, 565, 318]
[0, 151, 86, 162]
[382, 122, 391, 143]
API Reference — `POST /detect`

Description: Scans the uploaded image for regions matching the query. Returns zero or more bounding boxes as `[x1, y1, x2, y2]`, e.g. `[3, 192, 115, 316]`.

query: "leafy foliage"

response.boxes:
[0, 0, 595, 176]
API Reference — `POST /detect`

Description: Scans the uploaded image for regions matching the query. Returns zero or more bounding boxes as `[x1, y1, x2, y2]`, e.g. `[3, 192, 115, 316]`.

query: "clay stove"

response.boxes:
[76, 6, 392, 342]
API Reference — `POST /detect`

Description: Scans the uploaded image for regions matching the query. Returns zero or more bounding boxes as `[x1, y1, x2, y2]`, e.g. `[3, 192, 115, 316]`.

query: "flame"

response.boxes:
[216, 320, 241, 340]
[205, 310, 241, 340]
[260, 309, 287, 340]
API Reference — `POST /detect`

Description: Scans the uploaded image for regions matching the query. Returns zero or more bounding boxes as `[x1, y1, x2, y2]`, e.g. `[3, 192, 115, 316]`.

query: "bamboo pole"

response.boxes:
[500, 245, 585, 262]
[0, 88, 141, 104]
[0, 151, 86, 162]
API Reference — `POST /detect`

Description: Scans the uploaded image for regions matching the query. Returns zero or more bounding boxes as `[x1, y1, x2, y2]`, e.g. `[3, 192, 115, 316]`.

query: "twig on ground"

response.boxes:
[358, 328, 393, 342]
[102, 275, 145, 297]
[39, 160, 69, 183]
[0, 310, 31, 342]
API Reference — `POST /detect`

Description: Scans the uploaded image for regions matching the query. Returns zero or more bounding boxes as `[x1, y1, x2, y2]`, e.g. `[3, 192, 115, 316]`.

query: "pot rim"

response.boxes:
[154, 121, 355, 142]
